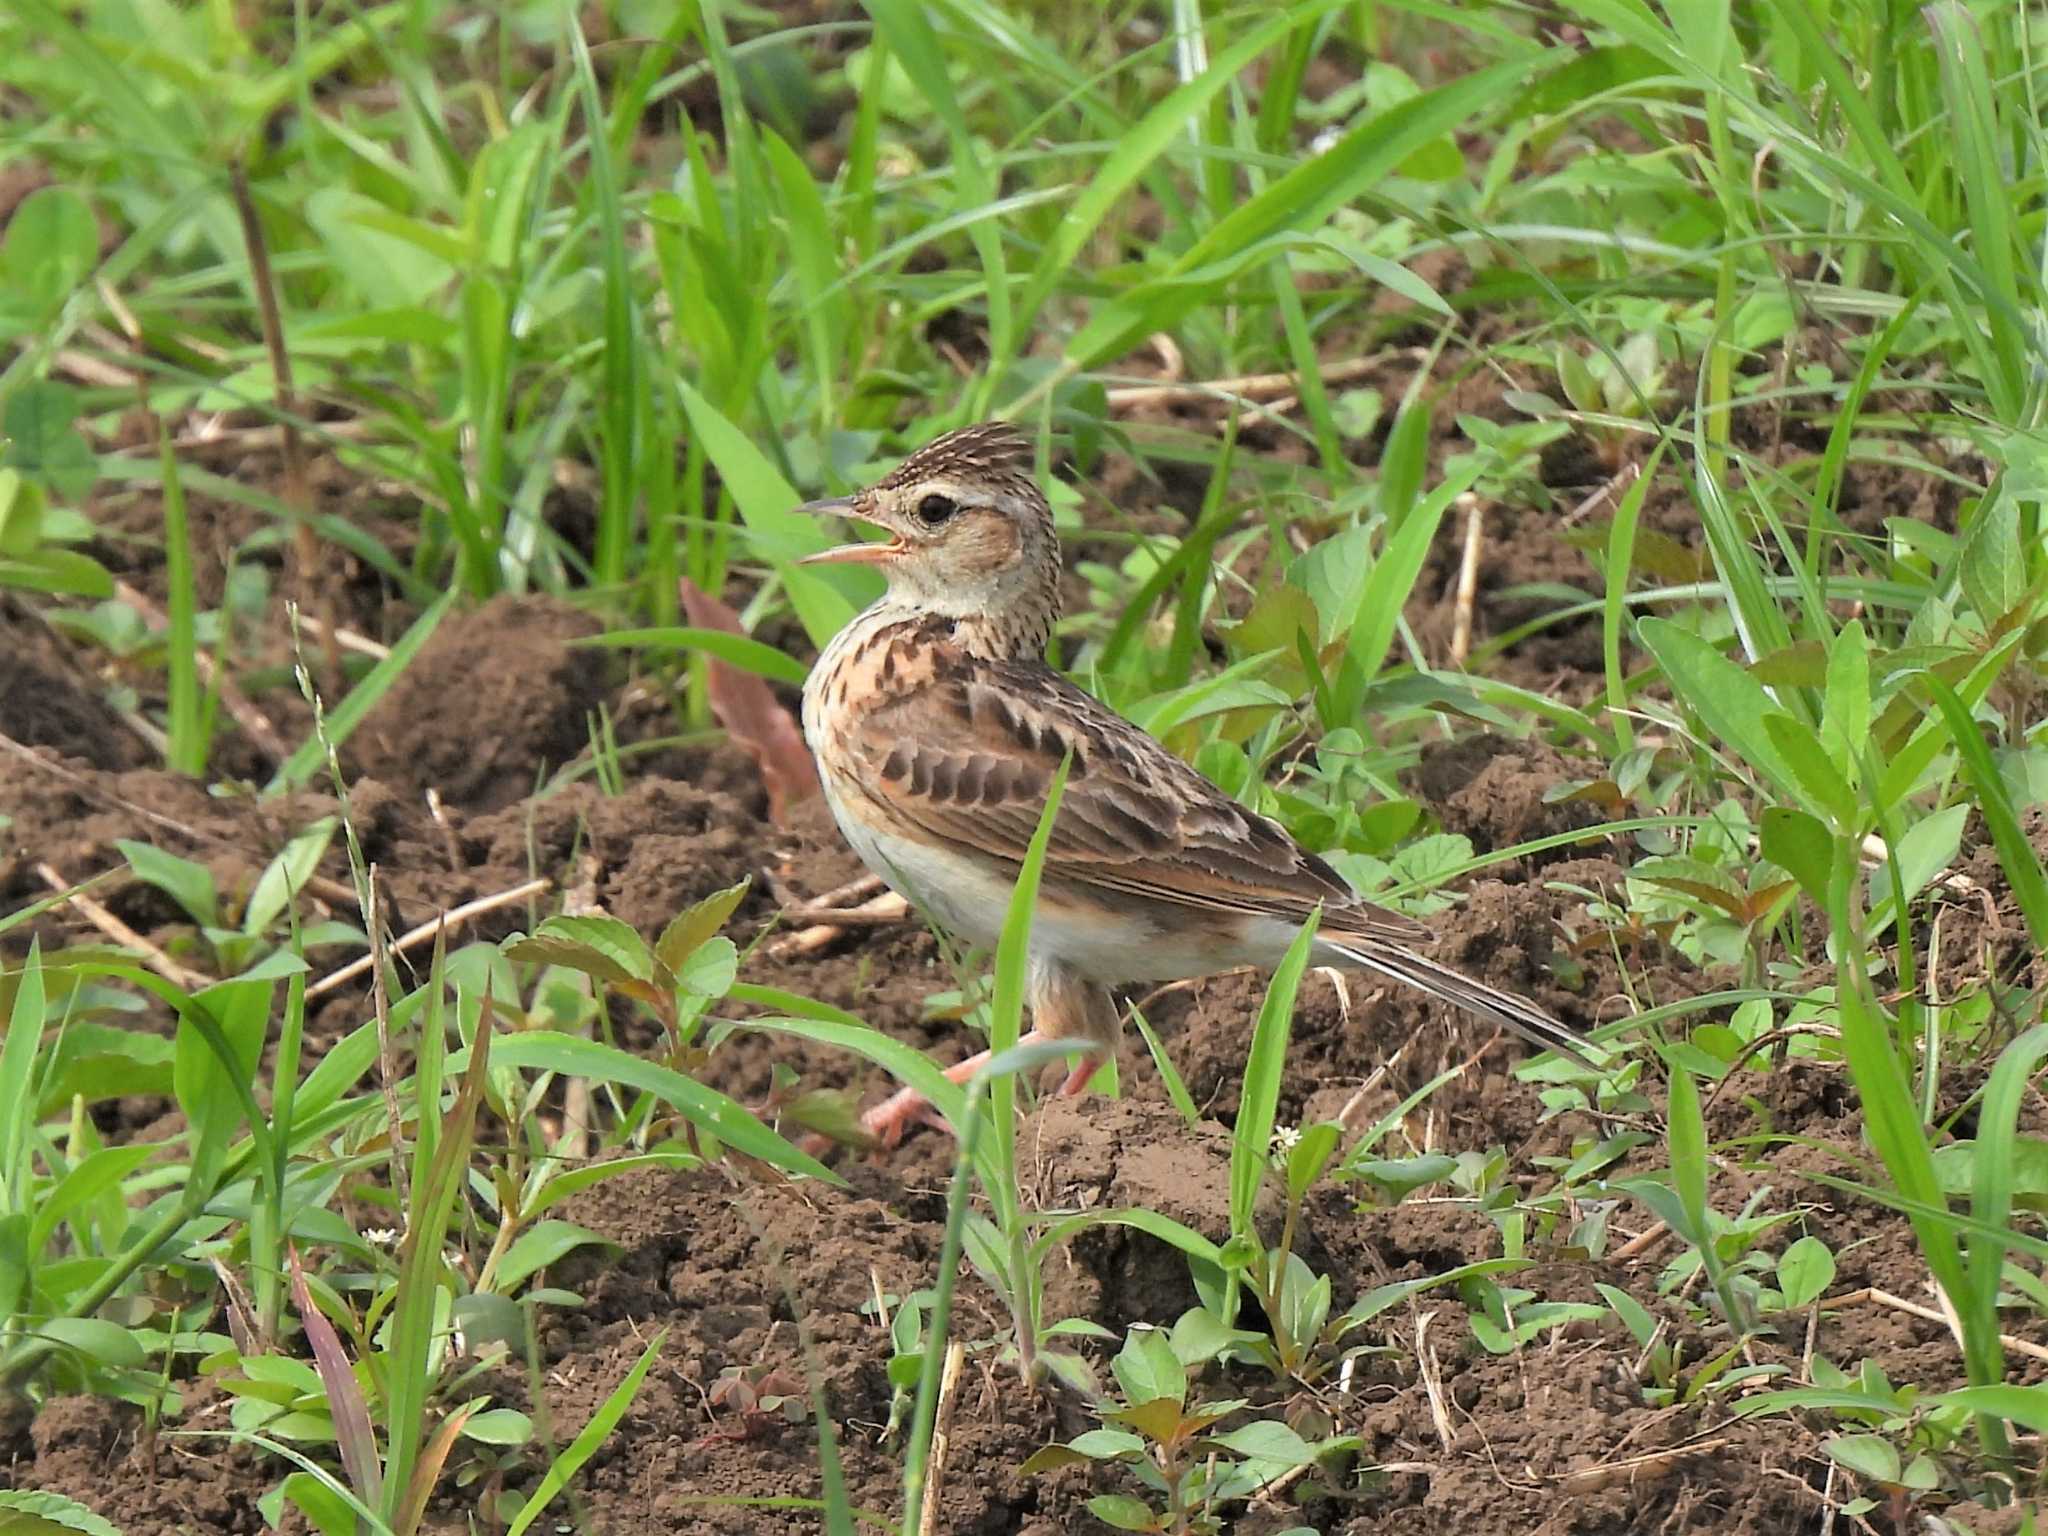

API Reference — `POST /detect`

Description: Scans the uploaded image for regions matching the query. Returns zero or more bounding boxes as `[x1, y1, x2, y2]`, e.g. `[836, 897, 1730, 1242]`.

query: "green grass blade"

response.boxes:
[1016, 0, 1344, 332]
[503, 1330, 666, 1536]
[575, 627, 809, 687]
[566, 11, 642, 594]
[1229, 913, 1318, 1248]
[157, 425, 205, 776]
[1961, 1023, 2048, 1432]
[1925, 676, 2048, 951]
[487, 1031, 841, 1184]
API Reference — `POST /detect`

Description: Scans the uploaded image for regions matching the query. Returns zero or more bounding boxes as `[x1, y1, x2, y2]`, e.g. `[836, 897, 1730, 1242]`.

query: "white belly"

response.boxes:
[818, 777, 1290, 984]
[823, 777, 1012, 952]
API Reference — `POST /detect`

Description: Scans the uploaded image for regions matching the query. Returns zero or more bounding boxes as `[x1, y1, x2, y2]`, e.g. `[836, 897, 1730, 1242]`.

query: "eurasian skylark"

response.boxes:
[798, 422, 1597, 1143]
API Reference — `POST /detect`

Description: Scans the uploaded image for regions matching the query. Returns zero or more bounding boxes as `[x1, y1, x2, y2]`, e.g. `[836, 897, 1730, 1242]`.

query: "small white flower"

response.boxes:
[362, 1226, 400, 1248]
[1272, 1124, 1301, 1155]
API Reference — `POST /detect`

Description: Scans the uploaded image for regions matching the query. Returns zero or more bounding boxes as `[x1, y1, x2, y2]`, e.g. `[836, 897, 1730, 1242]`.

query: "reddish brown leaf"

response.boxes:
[679, 579, 819, 826]
[289, 1245, 384, 1510]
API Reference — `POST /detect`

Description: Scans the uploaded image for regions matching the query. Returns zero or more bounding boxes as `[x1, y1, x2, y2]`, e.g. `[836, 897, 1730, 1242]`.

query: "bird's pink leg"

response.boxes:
[1057, 1054, 1106, 1097]
[855, 971, 1120, 1149]
[858, 1041, 1005, 1147]
[859, 1030, 1104, 1145]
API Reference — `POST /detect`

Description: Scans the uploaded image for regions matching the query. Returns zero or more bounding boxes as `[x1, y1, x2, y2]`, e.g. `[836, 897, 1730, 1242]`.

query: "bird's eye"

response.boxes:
[914, 493, 959, 528]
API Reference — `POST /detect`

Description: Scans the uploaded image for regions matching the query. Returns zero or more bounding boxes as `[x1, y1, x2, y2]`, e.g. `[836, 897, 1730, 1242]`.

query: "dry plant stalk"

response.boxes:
[307, 876, 552, 999]
[34, 860, 210, 992]
[1449, 492, 1485, 669]
[915, 1340, 968, 1536]
[228, 158, 343, 698]
[766, 889, 911, 958]
[115, 579, 287, 766]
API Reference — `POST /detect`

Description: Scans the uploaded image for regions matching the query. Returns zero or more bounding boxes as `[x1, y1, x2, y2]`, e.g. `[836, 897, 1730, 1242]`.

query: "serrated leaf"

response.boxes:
[503, 935, 640, 987]
[654, 879, 751, 979]
[0, 1489, 126, 1536]
[1104, 1395, 1188, 1443]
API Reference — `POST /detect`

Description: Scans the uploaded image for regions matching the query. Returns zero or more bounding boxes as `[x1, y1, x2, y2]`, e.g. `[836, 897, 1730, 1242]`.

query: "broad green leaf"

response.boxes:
[1959, 495, 2026, 626]
[461, 1408, 534, 1446]
[0, 187, 97, 337]
[654, 879, 752, 978]
[0, 1488, 126, 1536]
[1821, 1432, 1899, 1484]
[672, 936, 737, 998]
[1821, 621, 1870, 775]
[1932, 1385, 2048, 1437]
[34, 1316, 145, 1371]
[491, 1220, 619, 1294]
[244, 818, 338, 938]
[508, 914, 652, 985]
[1111, 1328, 1186, 1410]
[2, 381, 96, 502]
[1759, 807, 1833, 901]
[1761, 712, 1856, 826]
[304, 187, 454, 306]
[115, 840, 217, 929]
[1637, 618, 1798, 799]
[1086, 1494, 1160, 1532]
[1776, 1236, 1836, 1309]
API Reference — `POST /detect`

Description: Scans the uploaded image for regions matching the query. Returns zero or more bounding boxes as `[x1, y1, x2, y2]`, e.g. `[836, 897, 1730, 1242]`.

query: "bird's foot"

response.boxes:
[844, 1039, 1105, 1152]
[858, 1082, 955, 1148]
[855, 1046, 999, 1148]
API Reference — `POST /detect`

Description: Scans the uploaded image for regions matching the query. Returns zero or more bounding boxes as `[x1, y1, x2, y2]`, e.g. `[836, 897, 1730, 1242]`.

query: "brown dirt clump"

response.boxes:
[349, 593, 610, 813]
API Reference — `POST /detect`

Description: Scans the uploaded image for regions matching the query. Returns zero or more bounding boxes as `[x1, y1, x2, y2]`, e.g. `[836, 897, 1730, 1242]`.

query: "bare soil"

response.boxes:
[0, 397, 2035, 1535]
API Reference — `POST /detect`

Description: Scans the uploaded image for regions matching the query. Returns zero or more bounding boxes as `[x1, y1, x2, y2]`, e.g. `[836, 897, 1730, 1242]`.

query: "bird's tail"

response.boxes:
[1320, 937, 1602, 1069]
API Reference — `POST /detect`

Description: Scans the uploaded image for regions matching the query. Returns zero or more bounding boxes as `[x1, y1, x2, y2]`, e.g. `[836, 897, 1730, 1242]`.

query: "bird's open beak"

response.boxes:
[794, 496, 901, 566]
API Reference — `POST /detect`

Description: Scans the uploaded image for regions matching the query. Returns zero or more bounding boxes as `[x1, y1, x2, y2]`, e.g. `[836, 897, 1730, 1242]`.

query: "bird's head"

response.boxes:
[797, 422, 1060, 638]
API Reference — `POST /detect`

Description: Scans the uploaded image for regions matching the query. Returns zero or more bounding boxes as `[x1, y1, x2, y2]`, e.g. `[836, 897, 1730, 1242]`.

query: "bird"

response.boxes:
[796, 421, 1600, 1145]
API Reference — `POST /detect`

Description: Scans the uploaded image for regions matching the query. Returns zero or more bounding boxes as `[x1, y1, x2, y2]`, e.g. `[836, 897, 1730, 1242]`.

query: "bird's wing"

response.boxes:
[840, 655, 1430, 945]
